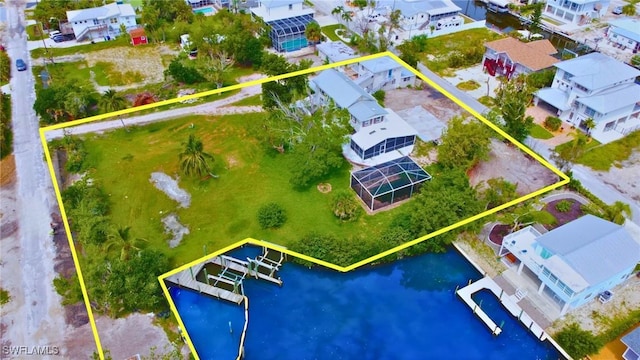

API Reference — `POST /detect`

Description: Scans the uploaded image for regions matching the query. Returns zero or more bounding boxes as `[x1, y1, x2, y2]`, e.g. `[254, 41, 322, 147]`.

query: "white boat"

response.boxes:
[487, 0, 510, 13]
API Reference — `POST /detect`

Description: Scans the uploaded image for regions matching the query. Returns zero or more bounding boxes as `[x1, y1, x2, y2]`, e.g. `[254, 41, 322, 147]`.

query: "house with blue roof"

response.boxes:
[376, 0, 461, 31]
[499, 215, 640, 316]
[250, 0, 315, 52]
[310, 69, 417, 164]
[352, 56, 416, 92]
[607, 18, 640, 53]
[534, 52, 640, 144]
[622, 326, 640, 360]
[66, 2, 136, 41]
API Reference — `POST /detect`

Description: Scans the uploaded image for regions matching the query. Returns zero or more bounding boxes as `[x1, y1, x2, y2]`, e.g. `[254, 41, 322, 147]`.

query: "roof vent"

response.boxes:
[369, 130, 376, 135]
[381, 127, 387, 130]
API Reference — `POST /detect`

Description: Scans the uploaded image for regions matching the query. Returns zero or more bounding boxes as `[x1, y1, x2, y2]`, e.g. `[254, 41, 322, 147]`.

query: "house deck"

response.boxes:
[456, 276, 547, 340]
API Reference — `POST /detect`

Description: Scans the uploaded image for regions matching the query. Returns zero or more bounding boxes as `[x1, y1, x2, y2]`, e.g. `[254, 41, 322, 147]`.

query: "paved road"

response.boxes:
[2, 0, 70, 352]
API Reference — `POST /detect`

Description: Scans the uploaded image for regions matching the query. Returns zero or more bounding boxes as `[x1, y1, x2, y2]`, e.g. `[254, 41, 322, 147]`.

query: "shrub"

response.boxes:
[544, 116, 562, 131]
[555, 200, 572, 213]
[257, 203, 287, 229]
[165, 59, 203, 84]
[555, 323, 603, 359]
[331, 190, 361, 221]
[372, 90, 385, 106]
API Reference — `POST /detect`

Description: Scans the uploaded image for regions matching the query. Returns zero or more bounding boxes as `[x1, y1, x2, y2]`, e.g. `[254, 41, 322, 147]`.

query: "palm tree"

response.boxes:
[179, 134, 214, 177]
[582, 117, 596, 136]
[605, 201, 632, 225]
[305, 22, 322, 51]
[105, 226, 148, 261]
[98, 89, 128, 113]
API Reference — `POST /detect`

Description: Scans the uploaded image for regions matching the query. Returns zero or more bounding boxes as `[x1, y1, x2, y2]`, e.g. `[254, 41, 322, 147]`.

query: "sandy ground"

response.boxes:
[64, 313, 177, 359]
[385, 87, 466, 121]
[592, 150, 640, 203]
[469, 139, 559, 196]
[444, 65, 502, 100]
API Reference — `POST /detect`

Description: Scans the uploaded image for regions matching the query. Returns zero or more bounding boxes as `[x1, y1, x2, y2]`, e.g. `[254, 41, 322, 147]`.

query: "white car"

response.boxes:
[612, 6, 623, 15]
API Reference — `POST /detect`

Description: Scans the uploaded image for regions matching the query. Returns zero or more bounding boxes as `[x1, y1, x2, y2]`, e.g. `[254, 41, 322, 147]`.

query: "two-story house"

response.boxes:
[534, 52, 640, 143]
[376, 0, 461, 32]
[66, 3, 137, 41]
[250, 0, 315, 52]
[482, 37, 559, 79]
[543, 0, 608, 25]
[310, 69, 417, 165]
[351, 56, 416, 92]
[606, 18, 640, 53]
[499, 215, 640, 316]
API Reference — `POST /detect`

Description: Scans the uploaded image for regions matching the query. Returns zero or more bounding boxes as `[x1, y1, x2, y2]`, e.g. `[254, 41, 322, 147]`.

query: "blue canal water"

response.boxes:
[170, 247, 562, 360]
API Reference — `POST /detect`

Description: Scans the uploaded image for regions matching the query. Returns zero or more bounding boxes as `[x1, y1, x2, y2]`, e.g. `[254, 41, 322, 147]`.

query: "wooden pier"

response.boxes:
[456, 276, 547, 340]
[165, 263, 245, 305]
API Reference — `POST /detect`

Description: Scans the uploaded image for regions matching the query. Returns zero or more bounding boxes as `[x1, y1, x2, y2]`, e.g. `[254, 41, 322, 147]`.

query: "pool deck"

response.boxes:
[456, 276, 547, 341]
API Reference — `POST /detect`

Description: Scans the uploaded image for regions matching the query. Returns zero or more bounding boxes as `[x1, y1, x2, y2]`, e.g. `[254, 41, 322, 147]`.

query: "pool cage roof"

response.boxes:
[352, 156, 431, 197]
[268, 14, 314, 36]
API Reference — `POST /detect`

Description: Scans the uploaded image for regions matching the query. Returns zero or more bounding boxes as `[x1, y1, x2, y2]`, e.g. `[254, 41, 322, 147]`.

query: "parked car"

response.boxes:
[612, 6, 623, 15]
[48, 30, 61, 39]
[16, 58, 27, 71]
[52, 34, 75, 43]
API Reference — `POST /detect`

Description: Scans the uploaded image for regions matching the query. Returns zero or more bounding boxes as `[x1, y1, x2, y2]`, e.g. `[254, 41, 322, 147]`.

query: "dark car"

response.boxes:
[52, 35, 65, 43]
[16, 59, 27, 71]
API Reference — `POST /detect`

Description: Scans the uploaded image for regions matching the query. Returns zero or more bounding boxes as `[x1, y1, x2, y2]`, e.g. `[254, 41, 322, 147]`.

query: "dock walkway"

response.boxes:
[166, 262, 244, 305]
[456, 276, 547, 340]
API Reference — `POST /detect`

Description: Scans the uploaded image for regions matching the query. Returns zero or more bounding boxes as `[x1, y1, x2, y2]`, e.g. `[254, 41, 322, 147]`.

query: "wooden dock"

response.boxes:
[165, 263, 244, 305]
[456, 276, 547, 340]
[212, 255, 283, 286]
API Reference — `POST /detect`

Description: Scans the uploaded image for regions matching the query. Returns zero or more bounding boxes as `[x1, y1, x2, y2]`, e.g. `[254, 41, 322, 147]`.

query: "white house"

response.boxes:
[606, 18, 640, 53]
[499, 215, 640, 316]
[534, 52, 640, 143]
[310, 69, 417, 165]
[543, 0, 608, 25]
[250, 0, 315, 52]
[317, 41, 356, 64]
[351, 56, 416, 92]
[66, 3, 137, 41]
[482, 37, 559, 79]
[376, 0, 461, 31]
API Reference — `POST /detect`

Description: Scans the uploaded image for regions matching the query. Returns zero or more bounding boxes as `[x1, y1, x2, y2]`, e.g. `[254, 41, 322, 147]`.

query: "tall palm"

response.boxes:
[305, 22, 322, 50]
[105, 226, 148, 261]
[605, 201, 632, 225]
[179, 134, 214, 177]
[582, 118, 596, 135]
[98, 89, 128, 113]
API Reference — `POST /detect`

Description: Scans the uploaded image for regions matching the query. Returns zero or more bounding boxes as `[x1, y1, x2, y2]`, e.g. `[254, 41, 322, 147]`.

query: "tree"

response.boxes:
[0, 51, 10, 84]
[604, 201, 632, 225]
[478, 178, 518, 209]
[105, 226, 148, 261]
[582, 117, 596, 136]
[0, 93, 11, 159]
[166, 58, 204, 84]
[521, 2, 544, 39]
[179, 134, 214, 177]
[622, 3, 637, 16]
[386, 9, 402, 44]
[631, 55, 640, 68]
[98, 89, 128, 113]
[199, 51, 235, 89]
[495, 75, 534, 142]
[257, 203, 287, 229]
[305, 21, 322, 51]
[555, 323, 603, 359]
[260, 54, 312, 109]
[437, 116, 492, 170]
[331, 190, 362, 221]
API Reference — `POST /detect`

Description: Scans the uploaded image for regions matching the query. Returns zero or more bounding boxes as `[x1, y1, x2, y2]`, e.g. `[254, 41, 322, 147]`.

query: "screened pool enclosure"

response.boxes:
[267, 14, 315, 52]
[351, 157, 431, 211]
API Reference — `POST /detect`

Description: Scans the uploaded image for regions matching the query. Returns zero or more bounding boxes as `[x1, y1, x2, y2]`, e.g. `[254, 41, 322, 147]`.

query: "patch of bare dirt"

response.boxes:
[317, 183, 332, 193]
[385, 87, 466, 122]
[0, 155, 16, 186]
[469, 139, 558, 196]
[84, 46, 166, 84]
[594, 150, 640, 202]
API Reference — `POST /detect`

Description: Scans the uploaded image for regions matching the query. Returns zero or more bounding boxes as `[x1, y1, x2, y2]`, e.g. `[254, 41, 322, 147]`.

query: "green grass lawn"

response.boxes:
[556, 130, 640, 171]
[31, 36, 132, 58]
[229, 94, 262, 106]
[419, 28, 503, 75]
[321, 24, 346, 42]
[81, 113, 398, 266]
[530, 124, 554, 140]
[456, 80, 481, 91]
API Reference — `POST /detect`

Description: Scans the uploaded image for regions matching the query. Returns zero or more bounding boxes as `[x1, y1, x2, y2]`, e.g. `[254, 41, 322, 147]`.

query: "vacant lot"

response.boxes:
[84, 46, 170, 84]
[80, 113, 400, 266]
[469, 139, 558, 196]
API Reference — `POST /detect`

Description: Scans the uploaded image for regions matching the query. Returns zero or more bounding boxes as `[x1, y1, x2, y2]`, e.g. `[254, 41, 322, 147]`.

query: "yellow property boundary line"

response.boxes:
[38, 51, 569, 360]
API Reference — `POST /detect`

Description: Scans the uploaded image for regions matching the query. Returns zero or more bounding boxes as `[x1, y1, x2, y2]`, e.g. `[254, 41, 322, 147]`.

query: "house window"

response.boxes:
[402, 76, 412, 82]
[363, 119, 372, 127]
[387, 69, 392, 79]
[562, 72, 573, 81]
[604, 121, 616, 132]
[111, 18, 118, 24]
[289, 4, 292, 10]
[584, 107, 596, 117]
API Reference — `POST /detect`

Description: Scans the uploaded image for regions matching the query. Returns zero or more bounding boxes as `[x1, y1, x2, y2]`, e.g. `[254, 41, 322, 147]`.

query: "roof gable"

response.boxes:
[555, 52, 640, 90]
[609, 18, 640, 43]
[484, 37, 559, 71]
[536, 215, 640, 287]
